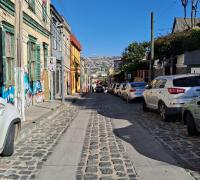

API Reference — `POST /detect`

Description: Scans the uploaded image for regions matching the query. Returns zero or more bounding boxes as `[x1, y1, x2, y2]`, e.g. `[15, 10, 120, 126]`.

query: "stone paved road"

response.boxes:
[76, 98, 137, 180]
[89, 93, 200, 180]
[76, 113, 137, 180]
[1, 93, 200, 180]
[0, 103, 79, 180]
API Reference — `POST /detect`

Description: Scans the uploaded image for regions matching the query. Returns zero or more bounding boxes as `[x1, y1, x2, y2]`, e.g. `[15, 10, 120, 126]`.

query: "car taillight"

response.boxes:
[168, 88, 185, 94]
[130, 89, 136, 92]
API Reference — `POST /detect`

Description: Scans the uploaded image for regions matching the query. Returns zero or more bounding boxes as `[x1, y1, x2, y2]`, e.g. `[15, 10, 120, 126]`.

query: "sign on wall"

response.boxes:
[48, 56, 56, 72]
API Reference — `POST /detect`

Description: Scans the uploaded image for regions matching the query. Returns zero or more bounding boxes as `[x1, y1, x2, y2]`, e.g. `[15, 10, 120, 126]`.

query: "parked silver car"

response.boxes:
[122, 82, 147, 103]
[114, 83, 121, 95]
[182, 97, 200, 136]
[143, 74, 200, 121]
[118, 83, 126, 97]
[0, 98, 21, 156]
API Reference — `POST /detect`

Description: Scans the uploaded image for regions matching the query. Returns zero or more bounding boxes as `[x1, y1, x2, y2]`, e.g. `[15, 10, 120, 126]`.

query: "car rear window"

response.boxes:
[131, 83, 147, 88]
[173, 76, 200, 87]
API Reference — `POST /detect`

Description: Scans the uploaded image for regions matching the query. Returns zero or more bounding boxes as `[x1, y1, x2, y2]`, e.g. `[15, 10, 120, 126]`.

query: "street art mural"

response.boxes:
[1, 86, 15, 104]
[24, 72, 44, 108]
[33, 81, 44, 104]
[24, 72, 33, 108]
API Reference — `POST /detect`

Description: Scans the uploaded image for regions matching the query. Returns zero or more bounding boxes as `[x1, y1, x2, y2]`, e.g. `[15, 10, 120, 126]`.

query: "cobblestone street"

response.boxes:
[76, 111, 137, 180]
[91, 93, 200, 180]
[1, 93, 200, 180]
[0, 102, 79, 179]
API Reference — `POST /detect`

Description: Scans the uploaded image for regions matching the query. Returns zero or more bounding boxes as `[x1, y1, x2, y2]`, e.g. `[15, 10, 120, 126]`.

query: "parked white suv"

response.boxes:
[0, 98, 21, 156]
[143, 74, 200, 121]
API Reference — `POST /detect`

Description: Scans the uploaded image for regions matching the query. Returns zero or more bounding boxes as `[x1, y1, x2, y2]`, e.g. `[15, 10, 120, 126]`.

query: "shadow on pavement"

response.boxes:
[74, 92, 200, 173]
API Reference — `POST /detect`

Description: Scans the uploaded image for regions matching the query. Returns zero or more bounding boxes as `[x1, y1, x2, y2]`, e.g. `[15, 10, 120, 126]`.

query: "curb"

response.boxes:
[17, 103, 64, 143]
[17, 96, 79, 143]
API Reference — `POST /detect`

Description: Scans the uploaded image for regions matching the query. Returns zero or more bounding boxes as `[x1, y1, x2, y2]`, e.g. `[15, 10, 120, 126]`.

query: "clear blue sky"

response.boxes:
[51, 0, 193, 57]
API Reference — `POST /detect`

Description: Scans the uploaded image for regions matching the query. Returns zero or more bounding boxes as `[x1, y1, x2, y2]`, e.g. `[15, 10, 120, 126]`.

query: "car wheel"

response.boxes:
[142, 99, 149, 112]
[1, 123, 16, 156]
[126, 96, 130, 103]
[158, 102, 170, 121]
[187, 112, 198, 136]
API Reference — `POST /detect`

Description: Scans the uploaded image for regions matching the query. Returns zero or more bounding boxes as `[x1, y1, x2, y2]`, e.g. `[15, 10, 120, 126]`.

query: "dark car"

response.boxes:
[96, 86, 104, 93]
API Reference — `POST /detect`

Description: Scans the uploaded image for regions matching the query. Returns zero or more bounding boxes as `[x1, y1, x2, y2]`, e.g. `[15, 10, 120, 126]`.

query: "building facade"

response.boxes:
[61, 16, 71, 96]
[0, 0, 51, 109]
[23, 0, 51, 106]
[50, 4, 62, 99]
[80, 57, 90, 93]
[70, 34, 81, 95]
[0, 0, 16, 104]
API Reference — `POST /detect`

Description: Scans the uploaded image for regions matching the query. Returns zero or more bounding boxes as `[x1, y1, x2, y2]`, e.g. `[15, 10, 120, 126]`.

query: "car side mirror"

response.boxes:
[197, 101, 200, 106]
[146, 84, 152, 89]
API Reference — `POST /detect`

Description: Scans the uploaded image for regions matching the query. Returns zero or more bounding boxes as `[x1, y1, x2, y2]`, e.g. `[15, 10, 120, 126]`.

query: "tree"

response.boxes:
[181, 0, 188, 19]
[192, 0, 199, 28]
[121, 41, 150, 74]
[181, 0, 199, 28]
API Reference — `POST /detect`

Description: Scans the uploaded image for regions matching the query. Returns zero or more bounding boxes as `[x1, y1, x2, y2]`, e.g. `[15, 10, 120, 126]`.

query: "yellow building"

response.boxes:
[70, 34, 82, 95]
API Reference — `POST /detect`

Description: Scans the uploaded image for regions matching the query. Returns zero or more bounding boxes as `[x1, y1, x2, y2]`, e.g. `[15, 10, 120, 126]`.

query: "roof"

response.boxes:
[50, 4, 62, 22]
[70, 34, 82, 51]
[130, 82, 147, 84]
[156, 74, 200, 80]
[172, 18, 200, 33]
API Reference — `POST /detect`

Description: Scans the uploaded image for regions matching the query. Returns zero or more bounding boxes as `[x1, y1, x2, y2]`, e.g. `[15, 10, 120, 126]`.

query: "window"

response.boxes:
[28, 36, 41, 81]
[131, 82, 147, 88]
[42, 4, 47, 22]
[53, 34, 57, 50]
[28, 0, 35, 12]
[43, 43, 48, 69]
[5, 32, 14, 85]
[173, 76, 200, 87]
[151, 79, 158, 89]
[156, 79, 167, 89]
[28, 41, 36, 81]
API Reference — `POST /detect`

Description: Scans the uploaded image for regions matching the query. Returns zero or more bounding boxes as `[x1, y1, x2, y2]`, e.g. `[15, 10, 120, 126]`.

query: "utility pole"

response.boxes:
[149, 12, 154, 83]
[15, 0, 25, 120]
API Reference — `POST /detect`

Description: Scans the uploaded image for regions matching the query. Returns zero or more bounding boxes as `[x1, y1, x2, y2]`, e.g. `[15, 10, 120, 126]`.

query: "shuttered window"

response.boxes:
[35, 45, 41, 81]
[1, 22, 15, 86]
[27, 36, 40, 81]
[28, 41, 35, 81]
[42, 4, 47, 23]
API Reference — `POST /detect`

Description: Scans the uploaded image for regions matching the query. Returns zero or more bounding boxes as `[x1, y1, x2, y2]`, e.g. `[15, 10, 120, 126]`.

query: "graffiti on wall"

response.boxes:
[24, 72, 44, 108]
[33, 81, 44, 104]
[1, 86, 15, 104]
[24, 72, 33, 108]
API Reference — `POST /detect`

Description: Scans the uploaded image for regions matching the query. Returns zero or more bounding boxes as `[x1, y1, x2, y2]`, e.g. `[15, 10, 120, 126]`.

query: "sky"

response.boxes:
[51, 0, 194, 57]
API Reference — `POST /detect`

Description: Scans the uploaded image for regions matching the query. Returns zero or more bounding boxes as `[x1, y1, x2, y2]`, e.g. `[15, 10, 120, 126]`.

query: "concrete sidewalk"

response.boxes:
[18, 96, 80, 142]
